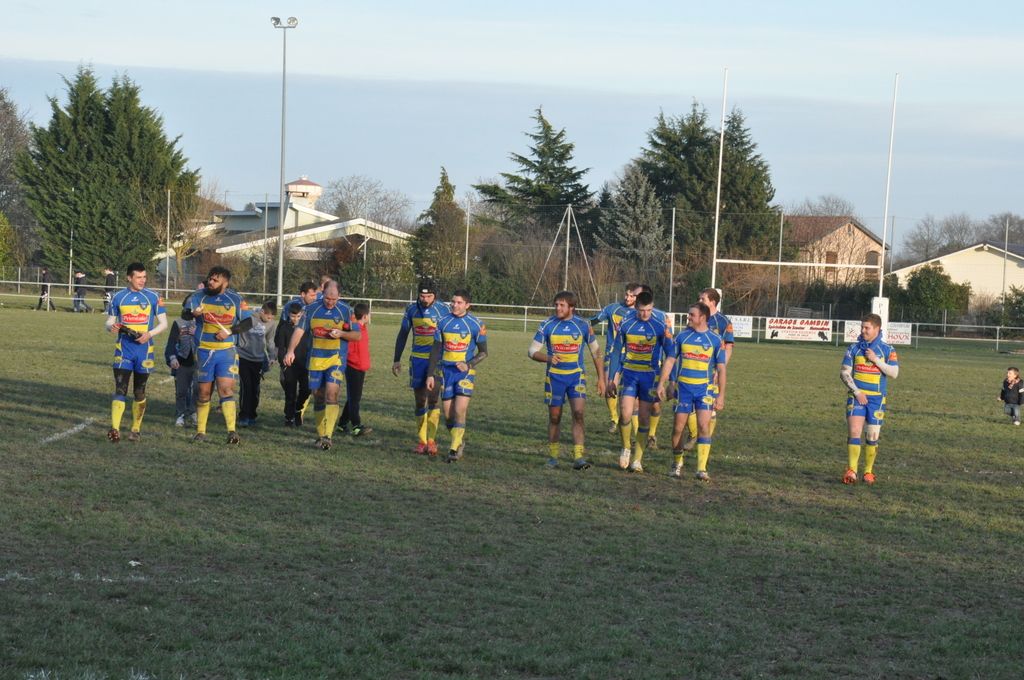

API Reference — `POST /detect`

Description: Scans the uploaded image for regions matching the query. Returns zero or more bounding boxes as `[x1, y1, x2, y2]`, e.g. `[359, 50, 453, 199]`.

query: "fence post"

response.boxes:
[523, 306, 528, 332]
[17, 267, 21, 294]
[996, 325, 1001, 353]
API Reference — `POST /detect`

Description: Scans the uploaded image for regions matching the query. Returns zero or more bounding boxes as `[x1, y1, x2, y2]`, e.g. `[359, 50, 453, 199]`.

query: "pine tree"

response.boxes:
[412, 167, 466, 281]
[598, 164, 667, 280]
[15, 67, 198, 274]
[0, 210, 15, 269]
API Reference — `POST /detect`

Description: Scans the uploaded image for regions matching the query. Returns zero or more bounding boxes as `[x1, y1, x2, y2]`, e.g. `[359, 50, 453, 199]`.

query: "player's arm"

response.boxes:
[587, 335, 606, 394]
[336, 321, 361, 342]
[468, 338, 488, 368]
[164, 321, 180, 367]
[392, 312, 412, 375]
[138, 311, 168, 344]
[840, 360, 868, 405]
[724, 342, 734, 365]
[425, 337, 442, 390]
[656, 354, 676, 401]
[105, 312, 120, 334]
[865, 348, 899, 379]
[528, 338, 547, 363]
[713, 363, 726, 409]
[589, 305, 608, 327]
[283, 323, 307, 367]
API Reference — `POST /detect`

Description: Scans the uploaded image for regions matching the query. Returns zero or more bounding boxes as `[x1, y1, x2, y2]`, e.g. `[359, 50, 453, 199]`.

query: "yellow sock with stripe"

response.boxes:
[864, 441, 878, 474]
[697, 438, 712, 472]
[607, 396, 619, 424]
[315, 404, 327, 437]
[848, 438, 862, 471]
[221, 398, 237, 432]
[634, 426, 648, 464]
[648, 414, 661, 439]
[572, 444, 585, 460]
[415, 407, 428, 444]
[427, 408, 441, 442]
[450, 425, 465, 453]
[111, 396, 126, 430]
[196, 400, 211, 434]
[673, 451, 685, 466]
[549, 442, 560, 460]
[324, 404, 341, 438]
[619, 422, 632, 449]
[687, 412, 698, 440]
[130, 399, 147, 433]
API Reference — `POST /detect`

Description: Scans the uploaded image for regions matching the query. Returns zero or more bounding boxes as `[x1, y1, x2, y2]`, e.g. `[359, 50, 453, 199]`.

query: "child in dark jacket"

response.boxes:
[276, 301, 311, 426]
[999, 367, 1024, 426]
[165, 297, 200, 426]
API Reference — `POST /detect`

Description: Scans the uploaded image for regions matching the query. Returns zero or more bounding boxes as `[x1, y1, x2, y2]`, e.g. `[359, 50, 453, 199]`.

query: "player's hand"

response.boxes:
[215, 329, 230, 341]
[392, 362, 401, 377]
[656, 384, 666, 402]
[283, 351, 295, 368]
[169, 357, 180, 370]
[596, 379, 606, 398]
[192, 305, 204, 318]
[855, 391, 868, 405]
[864, 348, 878, 362]
[136, 331, 152, 344]
[329, 328, 342, 339]
[714, 395, 725, 411]
[456, 361, 469, 373]
[109, 322, 122, 335]
[605, 382, 617, 399]
[550, 354, 561, 365]
[426, 376, 435, 391]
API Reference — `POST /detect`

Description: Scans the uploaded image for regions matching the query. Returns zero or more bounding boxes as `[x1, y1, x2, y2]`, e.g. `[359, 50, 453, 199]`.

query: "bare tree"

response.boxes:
[788, 194, 860, 219]
[320, 175, 414, 230]
[976, 212, 1024, 244]
[901, 214, 944, 262]
[939, 212, 978, 252]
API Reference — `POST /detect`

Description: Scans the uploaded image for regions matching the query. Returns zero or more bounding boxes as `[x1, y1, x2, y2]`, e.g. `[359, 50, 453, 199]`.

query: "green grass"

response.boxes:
[1, 307, 1022, 679]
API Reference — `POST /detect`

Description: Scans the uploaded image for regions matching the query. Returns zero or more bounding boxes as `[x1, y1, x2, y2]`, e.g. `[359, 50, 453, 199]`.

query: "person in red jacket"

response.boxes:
[340, 302, 372, 436]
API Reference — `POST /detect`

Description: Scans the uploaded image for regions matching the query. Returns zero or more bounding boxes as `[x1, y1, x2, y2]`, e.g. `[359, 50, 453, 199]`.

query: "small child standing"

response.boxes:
[999, 367, 1024, 426]
[165, 296, 200, 426]
[236, 300, 277, 427]
[339, 302, 372, 437]
[276, 301, 311, 426]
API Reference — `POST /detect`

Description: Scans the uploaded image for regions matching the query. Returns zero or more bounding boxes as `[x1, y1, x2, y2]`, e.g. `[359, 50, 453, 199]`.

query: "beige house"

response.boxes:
[785, 216, 885, 284]
[890, 241, 1024, 302]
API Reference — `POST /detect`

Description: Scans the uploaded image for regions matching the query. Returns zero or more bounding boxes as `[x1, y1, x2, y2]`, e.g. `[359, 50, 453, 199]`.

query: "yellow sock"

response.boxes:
[427, 408, 441, 441]
[416, 409, 428, 444]
[648, 414, 661, 439]
[631, 414, 639, 436]
[450, 426, 465, 452]
[549, 442, 560, 459]
[697, 441, 711, 472]
[687, 412, 697, 440]
[864, 444, 878, 474]
[607, 396, 619, 424]
[222, 399, 237, 432]
[708, 416, 717, 437]
[634, 427, 648, 464]
[847, 439, 862, 471]
[324, 404, 340, 438]
[196, 401, 211, 434]
[619, 422, 633, 449]
[673, 451, 684, 465]
[572, 444, 584, 460]
[131, 399, 147, 433]
[315, 406, 326, 437]
[300, 396, 312, 417]
[111, 398, 126, 430]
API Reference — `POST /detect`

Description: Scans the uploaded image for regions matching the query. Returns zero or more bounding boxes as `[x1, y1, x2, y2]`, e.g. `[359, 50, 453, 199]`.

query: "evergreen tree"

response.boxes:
[473, 108, 594, 229]
[15, 67, 198, 273]
[0, 210, 14, 269]
[598, 164, 667, 280]
[411, 167, 466, 281]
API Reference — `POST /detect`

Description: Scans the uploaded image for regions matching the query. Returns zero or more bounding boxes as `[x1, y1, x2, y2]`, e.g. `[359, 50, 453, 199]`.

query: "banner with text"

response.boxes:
[843, 321, 912, 345]
[765, 317, 831, 342]
[730, 315, 753, 339]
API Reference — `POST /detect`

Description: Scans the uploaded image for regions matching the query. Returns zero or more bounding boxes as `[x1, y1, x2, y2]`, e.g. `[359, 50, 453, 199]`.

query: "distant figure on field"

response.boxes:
[36, 266, 55, 311]
[998, 367, 1023, 426]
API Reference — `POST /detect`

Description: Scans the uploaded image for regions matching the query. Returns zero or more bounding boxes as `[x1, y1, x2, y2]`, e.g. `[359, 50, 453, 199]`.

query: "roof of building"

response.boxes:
[890, 241, 1024, 275]
[784, 215, 885, 247]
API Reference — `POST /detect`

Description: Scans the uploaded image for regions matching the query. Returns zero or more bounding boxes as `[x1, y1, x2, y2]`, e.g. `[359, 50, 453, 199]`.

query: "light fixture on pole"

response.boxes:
[271, 15, 298, 307]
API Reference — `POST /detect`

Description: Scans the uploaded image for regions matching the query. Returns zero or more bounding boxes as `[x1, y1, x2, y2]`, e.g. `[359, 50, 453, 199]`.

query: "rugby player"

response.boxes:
[620, 284, 674, 449]
[105, 262, 168, 442]
[657, 302, 726, 481]
[529, 291, 606, 470]
[682, 288, 735, 450]
[392, 278, 450, 455]
[283, 280, 360, 450]
[841, 314, 899, 484]
[425, 290, 487, 463]
[606, 291, 673, 472]
[188, 266, 249, 444]
[279, 280, 319, 322]
[590, 283, 640, 434]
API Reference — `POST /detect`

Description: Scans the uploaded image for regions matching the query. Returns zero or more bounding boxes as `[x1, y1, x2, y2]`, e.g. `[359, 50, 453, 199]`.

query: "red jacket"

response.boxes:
[347, 321, 370, 371]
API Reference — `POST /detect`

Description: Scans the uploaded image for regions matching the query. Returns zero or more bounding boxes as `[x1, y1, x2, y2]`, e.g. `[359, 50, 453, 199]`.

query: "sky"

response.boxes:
[2, 0, 1023, 250]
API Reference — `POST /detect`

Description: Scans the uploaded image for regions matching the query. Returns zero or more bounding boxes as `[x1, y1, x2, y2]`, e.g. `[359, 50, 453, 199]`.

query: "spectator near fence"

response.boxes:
[36, 266, 55, 311]
[103, 267, 116, 313]
[73, 271, 92, 313]
[998, 367, 1024, 426]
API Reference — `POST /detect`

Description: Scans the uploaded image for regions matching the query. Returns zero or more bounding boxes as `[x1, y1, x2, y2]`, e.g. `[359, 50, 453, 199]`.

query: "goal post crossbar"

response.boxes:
[716, 258, 881, 270]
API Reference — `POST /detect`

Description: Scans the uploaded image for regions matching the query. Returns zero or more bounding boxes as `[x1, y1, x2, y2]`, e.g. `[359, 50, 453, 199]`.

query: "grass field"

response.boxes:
[1, 306, 1022, 679]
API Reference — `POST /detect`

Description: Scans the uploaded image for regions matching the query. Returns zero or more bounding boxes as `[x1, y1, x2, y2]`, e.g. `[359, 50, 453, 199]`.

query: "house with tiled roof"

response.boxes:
[785, 215, 886, 284]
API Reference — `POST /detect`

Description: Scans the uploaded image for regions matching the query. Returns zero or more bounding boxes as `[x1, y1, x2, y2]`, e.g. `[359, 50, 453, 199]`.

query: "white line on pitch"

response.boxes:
[40, 418, 95, 444]
[159, 377, 174, 384]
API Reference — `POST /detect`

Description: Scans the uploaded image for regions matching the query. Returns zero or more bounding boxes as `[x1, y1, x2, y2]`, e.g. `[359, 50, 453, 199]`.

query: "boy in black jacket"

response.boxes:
[999, 367, 1024, 426]
[165, 297, 200, 427]
[276, 301, 311, 426]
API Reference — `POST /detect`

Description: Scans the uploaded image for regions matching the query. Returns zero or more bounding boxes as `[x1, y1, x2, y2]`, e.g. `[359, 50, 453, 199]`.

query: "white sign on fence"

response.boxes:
[730, 315, 753, 339]
[843, 320, 912, 345]
[765, 317, 831, 342]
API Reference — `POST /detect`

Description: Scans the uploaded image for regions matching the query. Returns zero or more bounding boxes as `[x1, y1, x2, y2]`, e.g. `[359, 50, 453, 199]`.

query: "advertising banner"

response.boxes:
[730, 315, 753, 339]
[765, 317, 831, 342]
[843, 321, 912, 345]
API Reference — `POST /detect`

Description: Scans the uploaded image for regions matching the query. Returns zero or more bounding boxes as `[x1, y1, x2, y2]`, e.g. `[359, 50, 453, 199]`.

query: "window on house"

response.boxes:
[825, 251, 838, 264]
[865, 251, 880, 266]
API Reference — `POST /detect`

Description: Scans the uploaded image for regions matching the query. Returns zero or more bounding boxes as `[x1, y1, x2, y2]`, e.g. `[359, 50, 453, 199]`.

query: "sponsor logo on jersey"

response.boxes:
[413, 324, 436, 335]
[553, 342, 580, 353]
[682, 351, 710, 361]
[204, 312, 234, 326]
[445, 340, 469, 352]
[122, 312, 150, 324]
[626, 341, 654, 353]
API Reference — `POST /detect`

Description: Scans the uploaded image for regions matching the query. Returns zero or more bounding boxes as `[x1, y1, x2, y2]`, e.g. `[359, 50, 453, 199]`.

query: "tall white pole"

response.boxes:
[1002, 216, 1010, 305]
[262, 192, 269, 293]
[668, 207, 676, 313]
[710, 67, 728, 289]
[877, 73, 899, 297]
[272, 17, 298, 308]
[68, 187, 75, 295]
[564, 205, 571, 291]
[165, 188, 171, 297]
[464, 199, 470, 275]
[775, 211, 784, 316]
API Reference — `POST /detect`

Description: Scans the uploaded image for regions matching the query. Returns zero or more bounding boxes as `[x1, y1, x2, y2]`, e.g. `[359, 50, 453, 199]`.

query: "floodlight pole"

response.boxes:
[464, 199, 470, 275]
[775, 211, 784, 316]
[668, 207, 676, 313]
[165, 188, 171, 297]
[1002, 216, 1010, 307]
[262, 192, 269, 293]
[710, 67, 728, 289]
[272, 16, 298, 308]
[877, 73, 899, 297]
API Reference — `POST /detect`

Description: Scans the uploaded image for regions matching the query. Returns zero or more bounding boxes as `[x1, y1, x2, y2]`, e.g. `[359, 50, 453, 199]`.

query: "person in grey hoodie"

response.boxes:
[236, 300, 277, 427]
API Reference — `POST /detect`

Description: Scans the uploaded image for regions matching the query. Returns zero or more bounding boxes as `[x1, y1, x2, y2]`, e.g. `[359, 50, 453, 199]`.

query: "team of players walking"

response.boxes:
[103, 263, 898, 483]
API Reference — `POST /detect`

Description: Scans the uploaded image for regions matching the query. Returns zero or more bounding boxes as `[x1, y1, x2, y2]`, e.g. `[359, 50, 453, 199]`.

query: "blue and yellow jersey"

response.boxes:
[707, 311, 735, 348]
[435, 313, 486, 366]
[533, 315, 595, 376]
[592, 301, 631, 351]
[400, 300, 450, 360]
[610, 315, 674, 375]
[842, 335, 898, 397]
[671, 328, 726, 388]
[110, 287, 164, 336]
[188, 290, 244, 351]
[301, 300, 360, 372]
